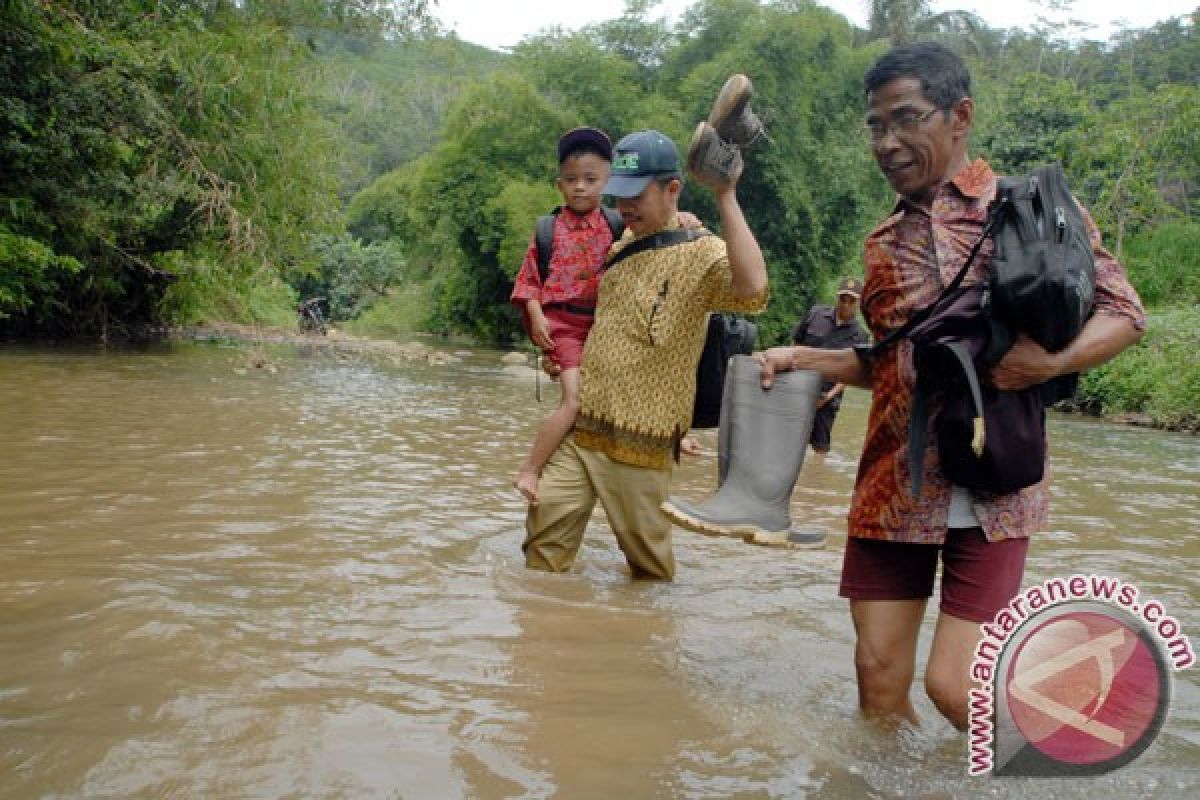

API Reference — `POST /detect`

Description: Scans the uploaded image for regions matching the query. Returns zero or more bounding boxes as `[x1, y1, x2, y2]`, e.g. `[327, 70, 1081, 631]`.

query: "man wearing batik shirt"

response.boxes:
[756, 42, 1145, 730]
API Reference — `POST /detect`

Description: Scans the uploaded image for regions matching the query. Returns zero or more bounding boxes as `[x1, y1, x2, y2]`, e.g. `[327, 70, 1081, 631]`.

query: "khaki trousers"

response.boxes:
[523, 438, 676, 580]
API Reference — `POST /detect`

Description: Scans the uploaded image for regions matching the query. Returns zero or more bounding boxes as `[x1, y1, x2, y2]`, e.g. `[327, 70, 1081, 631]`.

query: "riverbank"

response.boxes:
[1074, 306, 1200, 433]
[173, 318, 1197, 435]
[172, 322, 488, 366]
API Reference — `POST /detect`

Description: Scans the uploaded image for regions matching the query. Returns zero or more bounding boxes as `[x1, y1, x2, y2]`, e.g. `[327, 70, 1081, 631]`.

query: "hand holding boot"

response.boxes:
[686, 121, 743, 192]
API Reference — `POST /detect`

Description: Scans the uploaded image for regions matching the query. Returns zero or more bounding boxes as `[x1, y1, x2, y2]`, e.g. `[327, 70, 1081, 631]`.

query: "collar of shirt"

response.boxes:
[880, 158, 996, 229]
[642, 212, 681, 237]
[559, 207, 604, 231]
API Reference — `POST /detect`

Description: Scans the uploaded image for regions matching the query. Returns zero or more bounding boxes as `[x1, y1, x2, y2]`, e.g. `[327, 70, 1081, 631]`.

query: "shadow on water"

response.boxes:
[0, 340, 1197, 798]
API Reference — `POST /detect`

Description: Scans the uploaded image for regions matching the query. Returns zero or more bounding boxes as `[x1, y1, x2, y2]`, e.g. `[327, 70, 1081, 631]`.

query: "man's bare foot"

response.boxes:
[513, 470, 540, 505]
[680, 435, 702, 456]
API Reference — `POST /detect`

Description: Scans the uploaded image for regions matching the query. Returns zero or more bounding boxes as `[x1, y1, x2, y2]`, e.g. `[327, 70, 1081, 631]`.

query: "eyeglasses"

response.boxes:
[862, 108, 941, 142]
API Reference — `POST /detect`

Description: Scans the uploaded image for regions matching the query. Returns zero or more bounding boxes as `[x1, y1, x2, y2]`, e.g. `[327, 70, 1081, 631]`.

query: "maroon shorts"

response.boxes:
[543, 307, 594, 370]
[838, 528, 1029, 623]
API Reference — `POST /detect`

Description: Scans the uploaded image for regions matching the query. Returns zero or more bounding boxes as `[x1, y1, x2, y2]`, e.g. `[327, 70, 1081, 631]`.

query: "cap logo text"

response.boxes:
[613, 153, 639, 172]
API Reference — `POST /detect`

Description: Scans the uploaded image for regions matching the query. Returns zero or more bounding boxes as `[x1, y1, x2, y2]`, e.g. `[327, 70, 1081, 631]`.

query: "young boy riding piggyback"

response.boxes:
[509, 127, 619, 505]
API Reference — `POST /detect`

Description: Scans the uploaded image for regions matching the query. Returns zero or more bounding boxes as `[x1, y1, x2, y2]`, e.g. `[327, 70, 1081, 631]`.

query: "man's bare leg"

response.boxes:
[924, 611, 985, 730]
[849, 598, 927, 726]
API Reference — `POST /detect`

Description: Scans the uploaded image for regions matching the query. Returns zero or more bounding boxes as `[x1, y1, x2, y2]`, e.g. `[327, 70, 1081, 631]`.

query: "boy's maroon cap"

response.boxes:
[557, 127, 613, 163]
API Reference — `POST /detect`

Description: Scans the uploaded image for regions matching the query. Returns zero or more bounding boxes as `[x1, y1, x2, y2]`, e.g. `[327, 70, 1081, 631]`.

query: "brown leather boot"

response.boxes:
[707, 73, 765, 147]
[686, 122, 742, 189]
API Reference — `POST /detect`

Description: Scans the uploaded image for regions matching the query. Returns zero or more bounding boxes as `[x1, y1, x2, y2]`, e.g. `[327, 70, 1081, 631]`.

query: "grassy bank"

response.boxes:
[189, 285, 1198, 434]
[1075, 305, 1200, 432]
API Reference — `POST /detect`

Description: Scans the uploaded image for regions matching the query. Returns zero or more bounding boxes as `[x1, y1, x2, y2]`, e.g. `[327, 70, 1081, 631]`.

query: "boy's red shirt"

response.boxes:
[510, 207, 617, 308]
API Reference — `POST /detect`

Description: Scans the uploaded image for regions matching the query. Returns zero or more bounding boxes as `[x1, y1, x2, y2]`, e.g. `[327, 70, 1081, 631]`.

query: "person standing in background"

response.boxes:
[789, 276, 869, 455]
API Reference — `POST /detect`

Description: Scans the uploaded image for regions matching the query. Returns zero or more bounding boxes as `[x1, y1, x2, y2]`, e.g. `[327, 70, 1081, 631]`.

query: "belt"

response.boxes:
[544, 302, 595, 316]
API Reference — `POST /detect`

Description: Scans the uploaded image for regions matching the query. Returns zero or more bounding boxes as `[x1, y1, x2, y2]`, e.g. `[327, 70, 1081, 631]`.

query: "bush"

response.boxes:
[1121, 220, 1200, 308]
[346, 280, 436, 337]
[161, 251, 297, 329]
[1079, 306, 1200, 431]
[296, 234, 406, 321]
[0, 226, 82, 321]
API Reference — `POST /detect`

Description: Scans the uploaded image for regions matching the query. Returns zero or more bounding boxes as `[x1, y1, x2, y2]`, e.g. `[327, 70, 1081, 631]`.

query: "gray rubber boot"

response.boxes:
[716, 352, 734, 485]
[662, 355, 821, 537]
[742, 528, 827, 549]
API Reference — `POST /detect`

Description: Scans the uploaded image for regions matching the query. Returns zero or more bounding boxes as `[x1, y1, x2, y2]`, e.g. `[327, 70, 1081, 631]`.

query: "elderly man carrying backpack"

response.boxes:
[757, 42, 1145, 730]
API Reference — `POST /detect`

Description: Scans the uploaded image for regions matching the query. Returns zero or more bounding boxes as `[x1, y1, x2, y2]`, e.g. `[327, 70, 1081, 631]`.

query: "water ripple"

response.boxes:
[1, 342, 1197, 799]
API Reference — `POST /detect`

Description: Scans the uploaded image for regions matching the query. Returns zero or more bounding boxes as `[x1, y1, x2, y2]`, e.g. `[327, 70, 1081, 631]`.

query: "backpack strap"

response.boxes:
[604, 228, 710, 269]
[535, 206, 627, 285]
[907, 340, 985, 496]
[601, 206, 625, 242]
[534, 207, 561, 285]
[864, 202, 1005, 360]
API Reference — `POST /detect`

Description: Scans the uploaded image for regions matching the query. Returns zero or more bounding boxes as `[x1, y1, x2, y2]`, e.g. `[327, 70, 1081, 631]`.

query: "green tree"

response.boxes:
[666, 1, 885, 343]
[973, 73, 1088, 173]
[381, 73, 576, 339]
[0, 1, 349, 336]
[513, 32, 660, 141]
[1062, 84, 1200, 253]
[864, 0, 988, 50]
[298, 234, 405, 320]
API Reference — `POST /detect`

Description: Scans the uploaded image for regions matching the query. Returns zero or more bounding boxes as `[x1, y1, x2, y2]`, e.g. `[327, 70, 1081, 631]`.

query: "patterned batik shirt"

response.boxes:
[849, 159, 1146, 544]
[574, 215, 768, 470]
[510, 207, 616, 308]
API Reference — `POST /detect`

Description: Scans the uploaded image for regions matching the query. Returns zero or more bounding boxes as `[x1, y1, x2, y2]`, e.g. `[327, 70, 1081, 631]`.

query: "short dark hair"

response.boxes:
[864, 41, 971, 110]
[560, 141, 611, 164]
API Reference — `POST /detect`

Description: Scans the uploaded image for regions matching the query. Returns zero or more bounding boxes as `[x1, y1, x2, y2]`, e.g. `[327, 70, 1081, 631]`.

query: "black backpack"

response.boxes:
[989, 163, 1096, 404]
[865, 163, 1096, 495]
[692, 313, 757, 429]
[534, 206, 625, 284]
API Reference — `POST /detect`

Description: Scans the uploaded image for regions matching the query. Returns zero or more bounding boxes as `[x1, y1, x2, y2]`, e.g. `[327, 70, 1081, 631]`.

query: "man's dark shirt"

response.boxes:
[790, 304, 869, 409]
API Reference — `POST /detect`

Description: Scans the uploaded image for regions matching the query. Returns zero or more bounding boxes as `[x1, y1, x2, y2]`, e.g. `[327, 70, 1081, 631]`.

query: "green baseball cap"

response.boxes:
[603, 129, 681, 198]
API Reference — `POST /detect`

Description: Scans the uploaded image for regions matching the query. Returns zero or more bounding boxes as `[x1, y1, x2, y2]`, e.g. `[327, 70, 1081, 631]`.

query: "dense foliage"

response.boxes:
[1080, 306, 1200, 431]
[343, 1, 1198, 348]
[0, 0, 446, 337]
[2, 1, 1197, 424]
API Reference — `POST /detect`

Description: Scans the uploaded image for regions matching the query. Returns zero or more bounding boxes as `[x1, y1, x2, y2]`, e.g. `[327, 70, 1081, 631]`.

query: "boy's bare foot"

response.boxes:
[514, 470, 540, 505]
[680, 435, 702, 456]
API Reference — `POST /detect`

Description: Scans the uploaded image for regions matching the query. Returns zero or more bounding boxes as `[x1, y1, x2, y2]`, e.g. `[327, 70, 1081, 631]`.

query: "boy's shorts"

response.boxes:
[543, 306, 594, 370]
[838, 528, 1029, 623]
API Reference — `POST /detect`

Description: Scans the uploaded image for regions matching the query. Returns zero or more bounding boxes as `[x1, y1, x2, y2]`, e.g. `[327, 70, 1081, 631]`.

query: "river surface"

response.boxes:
[1, 338, 1198, 799]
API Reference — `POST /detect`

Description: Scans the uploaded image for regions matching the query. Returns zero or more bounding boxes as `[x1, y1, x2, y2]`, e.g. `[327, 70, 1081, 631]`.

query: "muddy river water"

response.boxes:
[1, 339, 1197, 798]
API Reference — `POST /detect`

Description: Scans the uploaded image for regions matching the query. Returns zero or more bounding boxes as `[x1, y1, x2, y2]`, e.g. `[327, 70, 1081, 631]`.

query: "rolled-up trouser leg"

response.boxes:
[523, 438, 596, 572]
[580, 445, 676, 581]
